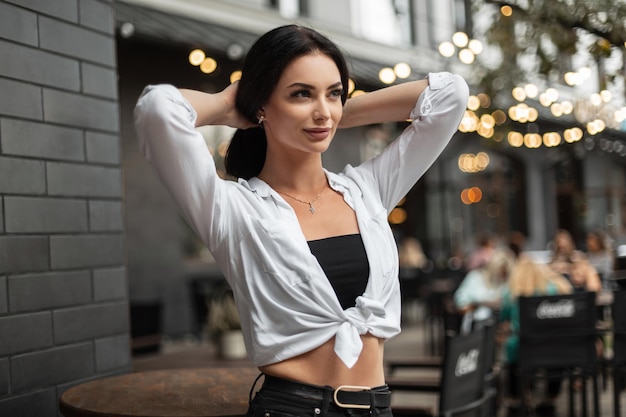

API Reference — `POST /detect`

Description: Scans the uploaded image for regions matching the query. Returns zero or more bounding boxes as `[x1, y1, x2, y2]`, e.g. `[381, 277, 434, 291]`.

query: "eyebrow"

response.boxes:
[286, 81, 343, 90]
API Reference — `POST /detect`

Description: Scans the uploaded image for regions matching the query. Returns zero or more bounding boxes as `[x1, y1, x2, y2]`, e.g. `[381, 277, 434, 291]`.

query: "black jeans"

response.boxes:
[246, 374, 394, 417]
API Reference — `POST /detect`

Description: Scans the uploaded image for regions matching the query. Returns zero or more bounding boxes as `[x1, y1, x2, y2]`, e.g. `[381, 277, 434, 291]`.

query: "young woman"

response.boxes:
[548, 229, 585, 277]
[568, 258, 602, 293]
[454, 248, 516, 324]
[585, 230, 615, 289]
[135, 24, 468, 417]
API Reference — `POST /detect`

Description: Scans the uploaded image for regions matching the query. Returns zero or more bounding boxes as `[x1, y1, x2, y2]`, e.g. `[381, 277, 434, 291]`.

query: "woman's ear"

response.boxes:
[257, 107, 266, 124]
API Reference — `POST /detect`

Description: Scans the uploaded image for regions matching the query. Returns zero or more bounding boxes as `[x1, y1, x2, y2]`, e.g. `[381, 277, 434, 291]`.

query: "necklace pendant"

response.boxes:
[308, 203, 316, 214]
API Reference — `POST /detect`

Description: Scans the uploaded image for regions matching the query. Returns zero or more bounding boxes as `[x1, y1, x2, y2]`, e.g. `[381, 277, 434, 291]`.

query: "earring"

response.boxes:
[257, 115, 265, 124]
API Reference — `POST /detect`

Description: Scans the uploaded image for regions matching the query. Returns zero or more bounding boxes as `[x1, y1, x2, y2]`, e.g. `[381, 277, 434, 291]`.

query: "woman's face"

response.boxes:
[586, 234, 600, 252]
[261, 52, 343, 156]
[554, 233, 572, 253]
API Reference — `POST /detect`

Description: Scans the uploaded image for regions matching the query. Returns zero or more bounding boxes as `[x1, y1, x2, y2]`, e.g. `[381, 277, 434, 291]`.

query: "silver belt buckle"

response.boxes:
[333, 385, 372, 409]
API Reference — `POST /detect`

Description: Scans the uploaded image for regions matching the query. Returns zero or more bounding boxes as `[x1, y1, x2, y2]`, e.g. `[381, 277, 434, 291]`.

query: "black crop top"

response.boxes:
[308, 234, 370, 310]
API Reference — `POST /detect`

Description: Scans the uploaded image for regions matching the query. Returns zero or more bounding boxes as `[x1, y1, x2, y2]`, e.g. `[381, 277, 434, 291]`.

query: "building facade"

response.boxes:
[0, 1, 130, 416]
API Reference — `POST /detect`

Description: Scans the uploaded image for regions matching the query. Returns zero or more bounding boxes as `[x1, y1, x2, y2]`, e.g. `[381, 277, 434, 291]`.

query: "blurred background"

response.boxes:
[0, 1, 625, 415]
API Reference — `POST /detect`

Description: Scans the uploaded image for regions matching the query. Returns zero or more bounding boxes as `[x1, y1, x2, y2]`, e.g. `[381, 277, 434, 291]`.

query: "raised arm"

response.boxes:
[179, 82, 254, 129]
[339, 79, 429, 128]
[350, 72, 469, 211]
[134, 83, 248, 250]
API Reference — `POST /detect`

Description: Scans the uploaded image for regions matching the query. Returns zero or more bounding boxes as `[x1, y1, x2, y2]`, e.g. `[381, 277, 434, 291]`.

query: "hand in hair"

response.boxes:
[180, 82, 256, 130]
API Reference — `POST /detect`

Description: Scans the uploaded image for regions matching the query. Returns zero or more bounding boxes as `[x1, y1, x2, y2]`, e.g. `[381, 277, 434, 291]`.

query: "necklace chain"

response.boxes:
[277, 190, 323, 214]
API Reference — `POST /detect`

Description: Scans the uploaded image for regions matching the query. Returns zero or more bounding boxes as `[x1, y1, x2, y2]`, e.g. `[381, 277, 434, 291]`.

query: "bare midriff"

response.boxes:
[258, 333, 385, 388]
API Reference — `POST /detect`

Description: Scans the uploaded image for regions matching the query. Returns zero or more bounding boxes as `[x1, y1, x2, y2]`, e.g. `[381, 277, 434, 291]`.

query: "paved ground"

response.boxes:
[133, 316, 625, 417]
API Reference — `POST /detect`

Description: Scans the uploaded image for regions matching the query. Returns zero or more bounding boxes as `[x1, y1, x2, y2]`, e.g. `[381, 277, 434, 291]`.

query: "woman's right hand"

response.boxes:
[216, 81, 257, 130]
[180, 82, 256, 130]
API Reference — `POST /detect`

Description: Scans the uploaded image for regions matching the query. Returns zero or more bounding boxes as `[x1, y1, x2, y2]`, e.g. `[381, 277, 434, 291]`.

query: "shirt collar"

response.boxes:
[325, 169, 350, 192]
[239, 169, 352, 197]
[238, 177, 272, 197]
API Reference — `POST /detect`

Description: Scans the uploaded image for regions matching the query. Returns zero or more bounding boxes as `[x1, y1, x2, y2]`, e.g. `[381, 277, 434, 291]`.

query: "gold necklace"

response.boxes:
[277, 190, 323, 214]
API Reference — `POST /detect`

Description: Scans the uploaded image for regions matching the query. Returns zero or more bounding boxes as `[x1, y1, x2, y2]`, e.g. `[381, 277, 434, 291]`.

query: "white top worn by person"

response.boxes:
[134, 27, 468, 388]
[454, 248, 515, 323]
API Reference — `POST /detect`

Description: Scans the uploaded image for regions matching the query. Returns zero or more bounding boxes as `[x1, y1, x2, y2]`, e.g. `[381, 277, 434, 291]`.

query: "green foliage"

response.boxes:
[475, 0, 625, 94]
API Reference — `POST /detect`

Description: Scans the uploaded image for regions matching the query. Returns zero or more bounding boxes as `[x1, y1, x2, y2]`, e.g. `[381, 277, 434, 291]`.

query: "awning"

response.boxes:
[113, 0, 436, 88]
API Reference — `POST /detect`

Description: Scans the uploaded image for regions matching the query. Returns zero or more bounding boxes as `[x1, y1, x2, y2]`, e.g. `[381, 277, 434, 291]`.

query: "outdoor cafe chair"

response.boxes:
[518, 291, 600, 417]
[612, 290, 626, 417]
[388, 326, 495, 417]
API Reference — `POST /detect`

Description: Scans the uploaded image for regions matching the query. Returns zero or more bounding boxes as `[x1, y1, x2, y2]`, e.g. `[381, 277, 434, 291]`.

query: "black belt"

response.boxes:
[262, 374, 391, 410]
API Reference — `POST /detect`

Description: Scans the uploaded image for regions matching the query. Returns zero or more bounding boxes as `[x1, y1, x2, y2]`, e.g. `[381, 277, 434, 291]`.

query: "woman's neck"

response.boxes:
[259, 155, 327, 193]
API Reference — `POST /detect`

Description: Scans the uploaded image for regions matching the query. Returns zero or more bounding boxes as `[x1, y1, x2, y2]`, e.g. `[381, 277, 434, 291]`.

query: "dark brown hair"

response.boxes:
[224, 25, 350, 179]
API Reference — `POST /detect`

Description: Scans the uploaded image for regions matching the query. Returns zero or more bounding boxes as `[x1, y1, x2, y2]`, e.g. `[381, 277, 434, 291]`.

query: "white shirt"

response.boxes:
[454, 268, 506, 322]
[134, 72, 469, 368]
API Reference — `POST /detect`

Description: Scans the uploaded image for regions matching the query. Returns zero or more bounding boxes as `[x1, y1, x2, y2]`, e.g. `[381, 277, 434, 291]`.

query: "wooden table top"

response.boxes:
[59, 367, 260, 417]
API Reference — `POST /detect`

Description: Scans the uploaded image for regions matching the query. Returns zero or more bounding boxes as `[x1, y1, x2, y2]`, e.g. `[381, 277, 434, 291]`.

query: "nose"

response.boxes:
[313, 97, 331, 120]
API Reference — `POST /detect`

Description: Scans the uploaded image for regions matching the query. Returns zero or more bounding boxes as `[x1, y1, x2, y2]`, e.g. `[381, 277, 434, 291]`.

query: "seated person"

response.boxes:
[454, 248, 515, 327]
[568, 258, 601, 293]
[585, 230, 615, 289]
[548, 229, 585, 278]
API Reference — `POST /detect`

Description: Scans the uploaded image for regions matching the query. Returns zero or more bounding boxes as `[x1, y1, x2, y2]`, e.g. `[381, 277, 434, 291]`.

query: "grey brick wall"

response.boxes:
[0, 1, 130, 416]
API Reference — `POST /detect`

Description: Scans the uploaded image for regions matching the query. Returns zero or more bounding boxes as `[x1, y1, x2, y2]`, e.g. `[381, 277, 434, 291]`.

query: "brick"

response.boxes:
[0, 2, 38, 46]
[0, 157, 46, 195]
[53, 302, 129, 344]
[50, 234, 124, 269]
[89, 200, 123, 231]
[82, 63, 118, 99]
[0, 39, 80, 90]
[0, 236, 49, 275]
[93, 267, 127, 301]
[0, 388, 57, 417]
[47, 162, 121, 198]
[43, 89, 118, 132]
[5, 0, 78, 22]
[8, 271, 91, 313]
[0, 358, 8, 396]
[39, 16, 114, 66]
[79, 0, 114, 34]
[1, 118, 84, 162]
[0, 277, 6, 315]
[0, 78, 42, 120]
[0, 312, 52, 356]
[10, 343, 94, 393]
[95, 335, 131, 372]
[5, 196, 88, 233]
[85, 131, 120, 164]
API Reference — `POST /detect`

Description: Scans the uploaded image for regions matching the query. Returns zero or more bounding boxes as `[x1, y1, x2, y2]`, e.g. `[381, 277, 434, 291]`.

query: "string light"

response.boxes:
[438, 32, 483, 65]
[452, 32, 469, 48]
[461, 187, 482, 205]
[393, 63, 411, 79]
[348, 79, 356, 95]
[378, 67, 396, 84]
[458, 153, 490, 173]
[230, 70, 242, 83]
[188, 49, 206, 66]
[199, 57, 217, 74]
